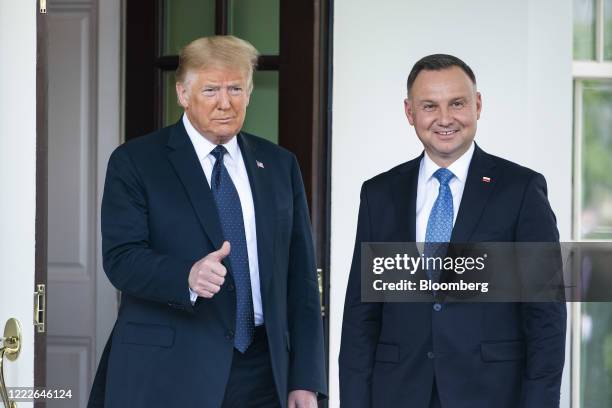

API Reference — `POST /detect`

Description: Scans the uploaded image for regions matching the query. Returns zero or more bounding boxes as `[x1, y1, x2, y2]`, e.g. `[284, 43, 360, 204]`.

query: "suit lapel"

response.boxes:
[391, 156, 421, 242]
[166, 121, 224, 250]
[237, 133, 275, 300]
[390, 155, 431, 297]
[450, 144, 497, 243]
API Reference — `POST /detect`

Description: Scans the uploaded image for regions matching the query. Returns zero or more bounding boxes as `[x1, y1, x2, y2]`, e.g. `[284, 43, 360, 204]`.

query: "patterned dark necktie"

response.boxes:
[210, 145, 255, 353]
[424, 168, 455, 285]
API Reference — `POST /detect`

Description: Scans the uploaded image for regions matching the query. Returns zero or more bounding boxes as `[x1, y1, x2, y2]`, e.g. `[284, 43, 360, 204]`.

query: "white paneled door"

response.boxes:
[45, 0, 120, 407]
[46, 3, 98, 406]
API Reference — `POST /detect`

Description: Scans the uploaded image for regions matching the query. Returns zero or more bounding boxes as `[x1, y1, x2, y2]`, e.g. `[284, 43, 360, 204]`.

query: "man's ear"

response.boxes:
[476, 91, 482, 120]
[245, 81, 253, 107]
[176, 81, 190, 109]
[245, 89, 251, 108]
[404, 98, 415, 126]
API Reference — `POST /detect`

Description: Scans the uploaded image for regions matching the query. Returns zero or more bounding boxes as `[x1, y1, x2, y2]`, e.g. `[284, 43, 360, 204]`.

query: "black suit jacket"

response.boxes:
[339, 145, 566, 408]
[88, 121, 327, 407]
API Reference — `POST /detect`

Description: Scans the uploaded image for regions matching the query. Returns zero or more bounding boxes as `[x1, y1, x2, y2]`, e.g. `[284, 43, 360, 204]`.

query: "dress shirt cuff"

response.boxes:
[188, 287, 198, 305]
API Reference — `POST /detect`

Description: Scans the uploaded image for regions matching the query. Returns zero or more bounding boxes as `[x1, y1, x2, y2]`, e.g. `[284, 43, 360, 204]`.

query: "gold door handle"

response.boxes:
[0, 318, 22, 408]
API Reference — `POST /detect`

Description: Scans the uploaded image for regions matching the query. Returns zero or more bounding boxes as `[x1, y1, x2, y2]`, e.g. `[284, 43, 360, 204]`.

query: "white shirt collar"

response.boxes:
[182, 114, 240, 161]
[421, 141, 475, 184]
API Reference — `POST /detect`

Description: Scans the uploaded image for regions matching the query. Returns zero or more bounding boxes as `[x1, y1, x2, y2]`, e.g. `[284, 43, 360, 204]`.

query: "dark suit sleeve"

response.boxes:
[516, 173, 567, 408]
[286, 154, 328, 398]
[339, 183, 382, 408]
[101, 146, 194, 309]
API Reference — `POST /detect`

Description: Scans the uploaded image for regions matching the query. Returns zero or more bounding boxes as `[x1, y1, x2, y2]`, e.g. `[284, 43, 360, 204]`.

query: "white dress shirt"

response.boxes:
[183, 115, 263, 325]
[415, 142, 475, 244]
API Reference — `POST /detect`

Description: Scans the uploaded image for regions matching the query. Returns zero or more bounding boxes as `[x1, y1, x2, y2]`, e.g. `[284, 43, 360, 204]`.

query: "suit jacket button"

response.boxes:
[427, 351, 435, 359]
[227, 283, 235, 292]
[225, 330, 234, 341]
[433, 303, 442, 312]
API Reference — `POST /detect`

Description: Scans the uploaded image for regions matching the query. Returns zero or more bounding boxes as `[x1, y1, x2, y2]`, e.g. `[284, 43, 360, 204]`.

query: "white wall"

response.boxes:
[330, 1, 573, 406]
[0, 1, 37, 406]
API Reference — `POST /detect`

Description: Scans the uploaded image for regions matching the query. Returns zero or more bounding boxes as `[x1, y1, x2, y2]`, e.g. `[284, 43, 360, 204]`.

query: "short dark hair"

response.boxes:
[406, 54, 476, 97]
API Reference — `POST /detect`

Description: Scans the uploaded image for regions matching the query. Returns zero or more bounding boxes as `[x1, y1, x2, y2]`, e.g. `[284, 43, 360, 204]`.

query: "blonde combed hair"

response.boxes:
[176, 35, 259, 91]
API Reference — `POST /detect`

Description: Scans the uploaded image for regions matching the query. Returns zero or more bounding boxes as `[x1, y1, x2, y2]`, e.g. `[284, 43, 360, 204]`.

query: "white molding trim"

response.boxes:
[573, 80, 583, 241]
[572, 61, 612, 78]
[570, 77, 584, 408]
[571, 302, 582, 408]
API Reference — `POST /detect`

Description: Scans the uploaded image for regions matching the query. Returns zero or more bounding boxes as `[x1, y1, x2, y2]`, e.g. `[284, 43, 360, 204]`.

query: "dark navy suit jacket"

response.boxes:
[88, 121, 326, 407]
[339, 145, 566, 408]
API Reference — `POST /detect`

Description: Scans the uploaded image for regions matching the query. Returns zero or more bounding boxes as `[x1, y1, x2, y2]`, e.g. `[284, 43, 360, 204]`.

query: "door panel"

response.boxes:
[228, 0, 280, 54]
[163, 0, 216, 55]
[159, 0, 281, 143]
[0, 1, 40, 408]
[163, 71, 181, 127]
[242, 71, 279, 143]
[46, 1, 98, 407]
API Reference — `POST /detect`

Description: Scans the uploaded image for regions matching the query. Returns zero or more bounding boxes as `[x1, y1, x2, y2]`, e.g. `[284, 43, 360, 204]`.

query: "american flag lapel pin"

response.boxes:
[256, 160, 265, 169]
[482, 176, 491, 183]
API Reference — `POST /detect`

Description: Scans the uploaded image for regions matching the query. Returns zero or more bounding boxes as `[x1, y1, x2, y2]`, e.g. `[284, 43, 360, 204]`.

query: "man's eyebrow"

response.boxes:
[201, 82, 243, 87]
[418, 99, 438, 105]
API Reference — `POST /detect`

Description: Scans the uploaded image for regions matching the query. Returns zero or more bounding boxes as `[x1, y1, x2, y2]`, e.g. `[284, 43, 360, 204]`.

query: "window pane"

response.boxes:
[581, 303, 612, 407]
[574, 0, 596, 60]
[163, 0, 215, 56]
[242, 71, 278, 144]
[606, 0, 612, 59]
[163, 71, 182, 127]
[229, 0, 279, 55]
[581, 80, 612, 239]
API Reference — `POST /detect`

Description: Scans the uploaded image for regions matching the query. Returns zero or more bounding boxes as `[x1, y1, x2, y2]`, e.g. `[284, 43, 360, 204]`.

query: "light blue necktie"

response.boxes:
[424, 168, 455, 284]
[211, 145, 255, 353]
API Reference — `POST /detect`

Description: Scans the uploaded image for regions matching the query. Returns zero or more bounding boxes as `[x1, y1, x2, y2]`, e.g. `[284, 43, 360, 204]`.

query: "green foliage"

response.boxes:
[582, 81, 612, 239]
[582, 303, 612, 407]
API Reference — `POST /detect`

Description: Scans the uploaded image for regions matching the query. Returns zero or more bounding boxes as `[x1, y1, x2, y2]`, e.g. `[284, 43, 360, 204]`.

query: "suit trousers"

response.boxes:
[221, 325, 280, 408]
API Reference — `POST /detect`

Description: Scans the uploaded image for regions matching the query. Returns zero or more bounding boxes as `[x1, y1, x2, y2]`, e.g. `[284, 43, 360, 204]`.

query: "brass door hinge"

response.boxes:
[34, 284, 46, 333]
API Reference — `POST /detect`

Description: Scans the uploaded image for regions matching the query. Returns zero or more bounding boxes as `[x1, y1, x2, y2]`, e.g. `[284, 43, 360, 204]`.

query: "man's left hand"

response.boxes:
[288, 390, 317, 408]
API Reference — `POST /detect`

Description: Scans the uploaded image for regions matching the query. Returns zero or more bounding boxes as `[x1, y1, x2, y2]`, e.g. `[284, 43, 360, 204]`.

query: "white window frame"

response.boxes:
[572, 0, 612, 406]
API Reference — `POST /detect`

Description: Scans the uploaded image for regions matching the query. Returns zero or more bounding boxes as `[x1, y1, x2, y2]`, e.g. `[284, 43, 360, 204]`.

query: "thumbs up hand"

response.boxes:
[188, 241, 231, 298]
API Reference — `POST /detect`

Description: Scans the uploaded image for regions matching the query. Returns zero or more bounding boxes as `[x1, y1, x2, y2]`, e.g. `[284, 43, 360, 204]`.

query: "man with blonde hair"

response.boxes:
[89, 35, 326, 408]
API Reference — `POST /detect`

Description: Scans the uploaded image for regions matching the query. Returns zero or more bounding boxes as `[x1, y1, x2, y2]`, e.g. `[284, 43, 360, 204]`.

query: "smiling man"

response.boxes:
[405, 64, 481, 168]
[339, 54, 566, 408]
[88, 36, 326, 408]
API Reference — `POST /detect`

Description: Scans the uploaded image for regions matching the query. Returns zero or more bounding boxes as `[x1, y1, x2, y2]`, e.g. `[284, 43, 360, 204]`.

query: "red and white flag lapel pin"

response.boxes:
[482, 176, 491, 183]
[256, 160, 265, 169]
